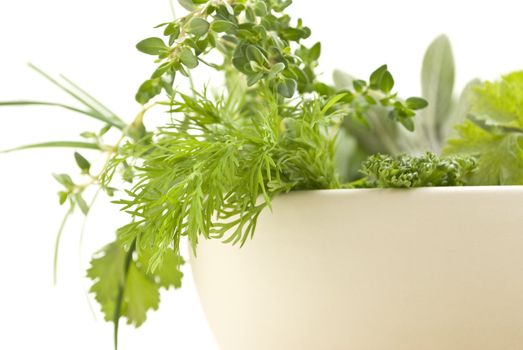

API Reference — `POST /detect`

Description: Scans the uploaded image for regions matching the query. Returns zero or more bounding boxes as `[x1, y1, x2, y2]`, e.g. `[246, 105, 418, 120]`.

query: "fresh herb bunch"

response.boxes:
[20, 0, 523, 348]
[0, 0, 426, 345]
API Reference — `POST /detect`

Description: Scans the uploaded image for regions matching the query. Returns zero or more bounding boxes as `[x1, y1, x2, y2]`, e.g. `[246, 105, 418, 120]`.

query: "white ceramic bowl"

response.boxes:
[191, 187, 523, 350]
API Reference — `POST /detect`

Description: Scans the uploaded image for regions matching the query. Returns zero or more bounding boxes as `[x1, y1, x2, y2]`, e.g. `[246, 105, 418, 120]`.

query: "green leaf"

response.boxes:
[470, 71, 523, 129]
[135, 78, 162, 105]
[58, 191, 68, 205]
[369, 64, 388, 90]
[137, 247, 184, 289]
[309, 42, 321, 61]
[358, 152, 476, 188]
[406, 97, 429, 110]
[254, 2, 268, 16]
[380, 70, 394, 93]
[400, 117, 415, 132]
[75, 193, 90, 215]
[87, 241, 184, 328]
[277, 78, 297, 98]
[444, 119, 523, 185]
[53, 173, 74, 190]
[178, 0, 196, 11]
[122, 264, 160, 327]
[420, 34, 455, 133]
[364, 95, 376, 105]
[210, 20, 235, 33]
[187, 18, 210, 36]
[246, 45, 266, 65]
[25, 64, 127, 130]
[0, 100, 125, 129]
[74, 152, 91, 173]
[0, 141, 100, 154]
[247, 72, 264, 86]
[322, 93, 348, 114]
[352, 79, 366, 93]
[268, 62, 285, 79]
[179, 47, 199, 69]
[87, 242, 126, 324]
[136, 37, 168, 55]
[332, 70, 354, 89]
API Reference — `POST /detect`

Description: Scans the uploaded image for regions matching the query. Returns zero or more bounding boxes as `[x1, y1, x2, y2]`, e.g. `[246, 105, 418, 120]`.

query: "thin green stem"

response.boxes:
[53, 204, 75, 285]
[113, 239, 137, 350]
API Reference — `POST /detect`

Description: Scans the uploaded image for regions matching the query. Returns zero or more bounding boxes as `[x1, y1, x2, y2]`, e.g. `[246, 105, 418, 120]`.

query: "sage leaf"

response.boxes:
[419, 34, 455, 146]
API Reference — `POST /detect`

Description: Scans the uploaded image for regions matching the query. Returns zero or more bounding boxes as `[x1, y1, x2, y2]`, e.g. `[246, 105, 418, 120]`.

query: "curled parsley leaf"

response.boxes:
[355, 152, 477, 188]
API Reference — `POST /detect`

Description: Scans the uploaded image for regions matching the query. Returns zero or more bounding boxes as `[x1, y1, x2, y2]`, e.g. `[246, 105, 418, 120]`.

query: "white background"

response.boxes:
[1, 0, 522, 349]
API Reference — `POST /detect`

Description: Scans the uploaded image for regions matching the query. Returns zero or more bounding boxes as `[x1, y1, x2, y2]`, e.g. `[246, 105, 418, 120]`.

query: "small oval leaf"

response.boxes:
[74, 152, 91, 172]
[187, 18, 210, 36]
[179, 47, 199, 68]
[136, 37, 168, 55]
[277, 78, 297, 98]
[406, 97, 429, 110]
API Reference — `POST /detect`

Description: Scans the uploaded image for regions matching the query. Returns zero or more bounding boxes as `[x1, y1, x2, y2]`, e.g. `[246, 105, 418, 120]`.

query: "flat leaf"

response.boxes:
[187, 18, 210, 36]
[75, 193, 90, 215]
[380, 70, 394, 93]
[369, 64, 388, 90]
[136, 37, 168, 55]
[87, 241, 184, 329]
[26, 64, 127, 130]
[332, 70, 354, 89]
[352, 79, 366, 93]
[211, 20, 235, 33]
[137, 247, 184, 290]
[179, 47, 199, 68]
[53, 173, 74, 189]
[470, 71, 523, 129]
[268, 62, 285, 79]
[0, 141, 100, 154]
[135, 78, 162, 105]
[178, 0, 196, 11]
[277, 78, 297, 98]
[74, 152, 91, 172]
[309, 42, 321, 61]
[247, 72, 263, 86]
[87, 243, 126, 323]
[58, 191, 68, 205]
[322, 93, 348, 114]
[254, 2, 268, 16]
[444, 119, 523, 185]
[246, 45, 266, 65]
[406, 97, 429, 110]
[122, 264, 160, 327]
[420, 34, 455, 134]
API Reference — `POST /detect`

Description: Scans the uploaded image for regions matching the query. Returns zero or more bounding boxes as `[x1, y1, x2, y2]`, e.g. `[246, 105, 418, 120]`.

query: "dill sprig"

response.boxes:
[110, 86, 342, 269]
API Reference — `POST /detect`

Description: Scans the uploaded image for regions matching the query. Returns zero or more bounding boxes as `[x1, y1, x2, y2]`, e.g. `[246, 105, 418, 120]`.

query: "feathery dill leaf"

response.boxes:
[110, 87, 342, 269]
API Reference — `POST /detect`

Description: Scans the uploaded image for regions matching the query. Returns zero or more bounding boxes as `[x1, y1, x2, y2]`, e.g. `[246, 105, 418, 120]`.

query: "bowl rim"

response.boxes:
[279, 185, 523, 197]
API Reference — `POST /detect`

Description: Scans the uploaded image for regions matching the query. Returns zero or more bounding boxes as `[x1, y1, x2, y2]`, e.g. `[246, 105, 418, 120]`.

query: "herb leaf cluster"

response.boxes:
[444, 71, 523, 185]
[355, 152, 476, 188]
[19, 1, 523, 349]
